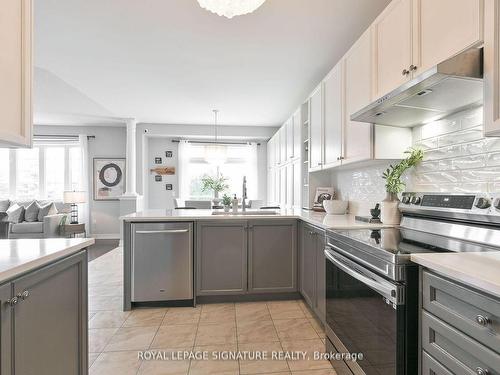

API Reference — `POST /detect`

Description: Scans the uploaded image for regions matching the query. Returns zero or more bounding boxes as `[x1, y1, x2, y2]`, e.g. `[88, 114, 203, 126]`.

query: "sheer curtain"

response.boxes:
[246, 142, 258, 199]
[78, 135, 90, 234]
[177, 140, 190, 199]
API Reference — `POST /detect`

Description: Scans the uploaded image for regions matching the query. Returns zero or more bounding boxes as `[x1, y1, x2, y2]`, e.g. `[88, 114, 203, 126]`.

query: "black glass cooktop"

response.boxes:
[329, 227, 492, 258]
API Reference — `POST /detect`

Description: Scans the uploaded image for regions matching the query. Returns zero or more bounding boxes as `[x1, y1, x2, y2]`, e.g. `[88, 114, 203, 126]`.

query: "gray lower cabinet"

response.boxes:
[196, 220, 297, 296]
[299, 222, 325, 321]
[0, 283, 12, 375]
[420, 269, 500, 375]
[248, 220, 297, 293]
[197, 221, 247, 295]
[0, 251, 88, 375]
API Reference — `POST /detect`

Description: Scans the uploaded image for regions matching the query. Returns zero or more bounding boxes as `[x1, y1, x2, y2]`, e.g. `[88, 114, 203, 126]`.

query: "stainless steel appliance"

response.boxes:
[131, 222, 193, 303]
[351, 48, 483, 128]
[324, 193, 500, 375]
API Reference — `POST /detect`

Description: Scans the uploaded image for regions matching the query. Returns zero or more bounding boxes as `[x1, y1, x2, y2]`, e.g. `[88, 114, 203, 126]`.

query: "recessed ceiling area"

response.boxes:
[34, 0, 390, 126]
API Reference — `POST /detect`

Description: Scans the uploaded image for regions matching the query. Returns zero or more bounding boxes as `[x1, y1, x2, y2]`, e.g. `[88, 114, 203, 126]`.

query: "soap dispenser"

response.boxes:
[232, 194, 238, 213]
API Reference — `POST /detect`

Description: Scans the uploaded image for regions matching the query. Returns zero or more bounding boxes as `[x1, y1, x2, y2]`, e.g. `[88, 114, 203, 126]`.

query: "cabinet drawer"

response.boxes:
[422, 311, 500, 375]
[421, 351, 453, 375]
[423, 270, 500, 352]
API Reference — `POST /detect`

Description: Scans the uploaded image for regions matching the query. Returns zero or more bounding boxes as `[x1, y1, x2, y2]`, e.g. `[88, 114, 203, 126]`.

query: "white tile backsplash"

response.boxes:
[331, 106, 500, 215]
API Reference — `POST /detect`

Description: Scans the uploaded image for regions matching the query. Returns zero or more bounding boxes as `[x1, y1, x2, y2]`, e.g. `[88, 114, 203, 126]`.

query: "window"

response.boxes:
[0, 139, 84, 200]
[179, 142, 258, 200]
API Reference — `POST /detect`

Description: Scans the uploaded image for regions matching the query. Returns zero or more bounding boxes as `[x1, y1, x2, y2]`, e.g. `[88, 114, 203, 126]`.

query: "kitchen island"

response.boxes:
[122, 209, 390, 311]
[0, 238, 94, 375]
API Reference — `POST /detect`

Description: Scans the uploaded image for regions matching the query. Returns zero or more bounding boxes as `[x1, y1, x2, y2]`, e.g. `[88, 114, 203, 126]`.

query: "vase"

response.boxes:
[223, 205, 230, 212]
[380, 192, 401, 225]
[212, 191, 221, 207]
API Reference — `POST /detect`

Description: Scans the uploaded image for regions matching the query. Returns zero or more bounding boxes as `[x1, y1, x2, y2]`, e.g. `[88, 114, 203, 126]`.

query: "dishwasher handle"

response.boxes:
[135, 229, 190, 234]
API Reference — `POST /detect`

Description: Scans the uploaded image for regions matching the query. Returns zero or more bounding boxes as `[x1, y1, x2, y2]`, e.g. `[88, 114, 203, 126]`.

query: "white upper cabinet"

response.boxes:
[484, 0, 500, 136]
[292, 109, 301, 160]
[275, 130, 281, 166]
[413, 0, 483, 75]
[286, 118, 294, 160]
[309, 85, 323, 171]
[279, 126, 287, 165]
[322, 62, 343, 169]
[344, 28, 374, 165]
[373, 0, 413, 99]
[292, 159, 301, 209]
[0, 0, 33, 148]
[373, 0, 484, 100]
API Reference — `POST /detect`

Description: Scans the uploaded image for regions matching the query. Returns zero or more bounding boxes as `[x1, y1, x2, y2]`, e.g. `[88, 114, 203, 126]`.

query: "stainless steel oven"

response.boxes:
[324, 240, 418, 375]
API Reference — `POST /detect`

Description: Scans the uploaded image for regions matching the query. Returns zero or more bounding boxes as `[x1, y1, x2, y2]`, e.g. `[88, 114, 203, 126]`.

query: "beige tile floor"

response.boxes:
[88, 247, 337, 375]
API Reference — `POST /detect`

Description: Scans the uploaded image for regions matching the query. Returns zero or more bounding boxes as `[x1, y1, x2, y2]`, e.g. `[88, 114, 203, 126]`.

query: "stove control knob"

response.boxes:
[494, 199, 500, 210]
[402, 196, 410, 204]
[414, 197, 422, 205]
[475, 198, 491, 209]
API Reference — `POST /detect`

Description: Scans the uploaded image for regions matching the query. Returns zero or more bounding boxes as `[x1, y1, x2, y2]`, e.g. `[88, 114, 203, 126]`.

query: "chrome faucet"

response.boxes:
[242, 176, 247, 212]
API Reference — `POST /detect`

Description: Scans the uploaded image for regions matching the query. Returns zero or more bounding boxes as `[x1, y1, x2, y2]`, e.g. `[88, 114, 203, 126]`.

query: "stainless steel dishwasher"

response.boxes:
[131, 222, 193, 302]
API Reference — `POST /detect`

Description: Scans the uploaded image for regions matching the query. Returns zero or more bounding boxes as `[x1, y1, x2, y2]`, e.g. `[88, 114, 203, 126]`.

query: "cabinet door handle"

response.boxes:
[409, 64, 417, 72]
[402, 68, 410, 76]
[475, 314, 490, 326]
[17, 290, 30, 300]
[476, 367, 489, 375]
[308, 231, 314, 235]
[6, 297, 19, 307]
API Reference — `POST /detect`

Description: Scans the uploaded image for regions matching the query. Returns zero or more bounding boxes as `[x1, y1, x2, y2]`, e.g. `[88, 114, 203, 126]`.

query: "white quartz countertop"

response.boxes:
[122, 209, 393, 231]
[411, 252, 500, 299]
[0, 238, 95, 284]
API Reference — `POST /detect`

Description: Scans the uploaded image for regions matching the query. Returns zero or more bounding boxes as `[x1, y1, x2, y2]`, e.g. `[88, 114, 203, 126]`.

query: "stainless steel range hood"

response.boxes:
[351, 48, 483, 127]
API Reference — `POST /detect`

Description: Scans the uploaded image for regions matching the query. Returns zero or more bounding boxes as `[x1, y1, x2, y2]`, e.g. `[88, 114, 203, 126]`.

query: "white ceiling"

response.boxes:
[35, 0, 390, 127]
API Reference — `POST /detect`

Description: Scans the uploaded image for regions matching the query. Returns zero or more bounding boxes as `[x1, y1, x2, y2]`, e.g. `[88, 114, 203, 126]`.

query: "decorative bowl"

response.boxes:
[323, 200, 348, 215]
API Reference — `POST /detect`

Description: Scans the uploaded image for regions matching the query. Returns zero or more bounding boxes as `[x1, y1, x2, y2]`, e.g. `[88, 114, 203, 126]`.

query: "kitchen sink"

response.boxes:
[211, 210, 278, 215]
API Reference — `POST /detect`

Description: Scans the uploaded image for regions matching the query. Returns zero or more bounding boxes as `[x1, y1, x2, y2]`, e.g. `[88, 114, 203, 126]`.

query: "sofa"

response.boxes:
[0, 199, 68, 239]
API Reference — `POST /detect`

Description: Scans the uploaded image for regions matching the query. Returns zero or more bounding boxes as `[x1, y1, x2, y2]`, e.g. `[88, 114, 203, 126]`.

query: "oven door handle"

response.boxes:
[324, 249, 404, 305]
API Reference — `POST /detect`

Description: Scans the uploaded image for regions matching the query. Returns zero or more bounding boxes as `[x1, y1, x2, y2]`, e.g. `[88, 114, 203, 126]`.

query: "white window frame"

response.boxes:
[3, 143, 82, 200]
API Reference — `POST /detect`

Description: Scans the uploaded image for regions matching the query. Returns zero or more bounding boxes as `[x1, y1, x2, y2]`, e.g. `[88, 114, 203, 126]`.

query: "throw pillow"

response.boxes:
[0, 199, 10, 213]
[6, 204, 24, 223]
[37, 202, 58, 222]
[24, 201, 39, 222]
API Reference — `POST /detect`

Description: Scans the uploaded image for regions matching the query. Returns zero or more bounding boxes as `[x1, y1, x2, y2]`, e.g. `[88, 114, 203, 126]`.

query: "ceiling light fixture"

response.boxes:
[205, 109, 227, 166]
[197, 0, 267, 19]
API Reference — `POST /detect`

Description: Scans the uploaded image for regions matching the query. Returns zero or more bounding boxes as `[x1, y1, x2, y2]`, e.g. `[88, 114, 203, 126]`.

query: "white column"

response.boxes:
[124, 118, 137, 196]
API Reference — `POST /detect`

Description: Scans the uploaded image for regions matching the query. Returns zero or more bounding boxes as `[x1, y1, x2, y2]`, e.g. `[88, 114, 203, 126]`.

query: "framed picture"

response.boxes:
[165, 151, 173, 158]
[166, 184, 173, 190]
[155, 175, 162, 182]
[155, 157, 162, 164]
[93, 158, 126, 200]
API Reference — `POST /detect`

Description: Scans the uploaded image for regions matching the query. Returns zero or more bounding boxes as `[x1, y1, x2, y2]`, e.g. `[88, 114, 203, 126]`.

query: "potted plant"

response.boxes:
[381, 148, 424, 224]
[201, 174, 229, 206]
[221, 194, 232, 212]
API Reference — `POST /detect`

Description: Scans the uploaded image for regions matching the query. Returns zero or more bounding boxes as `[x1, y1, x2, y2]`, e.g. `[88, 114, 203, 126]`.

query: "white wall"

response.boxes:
[34, 125, 126, 238]
[137, 123, 275, 209]
[146, 138, 179, 209]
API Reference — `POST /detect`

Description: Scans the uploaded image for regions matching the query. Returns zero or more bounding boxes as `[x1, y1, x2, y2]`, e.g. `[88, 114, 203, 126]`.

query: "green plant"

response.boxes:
[201, 174, 229, 195]
[221, 194, 232, 206]
[382, 147, 424, 194]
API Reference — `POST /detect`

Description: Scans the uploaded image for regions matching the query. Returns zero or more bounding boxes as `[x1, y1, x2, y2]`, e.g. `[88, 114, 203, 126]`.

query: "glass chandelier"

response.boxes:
[197, 0, 267, 19]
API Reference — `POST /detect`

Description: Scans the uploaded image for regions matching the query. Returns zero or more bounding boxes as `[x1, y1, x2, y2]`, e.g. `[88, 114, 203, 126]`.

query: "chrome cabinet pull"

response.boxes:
[402, 68, 410, 76]
[475, 314, 490, 326]
[409, 64, 418, 72]
[476, 367, 489, 375]
[6, 297, 18, 307]
[18, 290, 30, 300]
